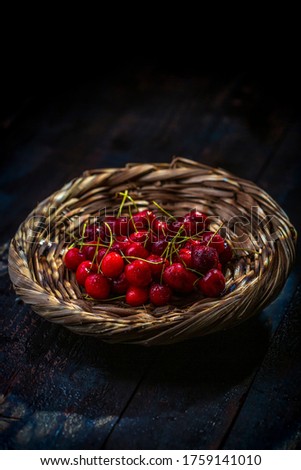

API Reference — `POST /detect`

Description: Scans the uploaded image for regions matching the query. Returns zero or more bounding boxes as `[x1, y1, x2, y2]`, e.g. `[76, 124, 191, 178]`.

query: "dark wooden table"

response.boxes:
[1, 67, 301, 450]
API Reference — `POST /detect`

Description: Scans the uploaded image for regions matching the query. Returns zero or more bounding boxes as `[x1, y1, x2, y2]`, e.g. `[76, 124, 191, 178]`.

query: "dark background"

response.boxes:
[1, 52, 301, 449]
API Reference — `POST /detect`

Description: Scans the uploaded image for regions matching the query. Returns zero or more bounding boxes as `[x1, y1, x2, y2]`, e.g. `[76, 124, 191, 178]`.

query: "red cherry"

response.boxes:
[84, 223, 106, 242]
[85, 273, 110, 299]
[184, 239, 203, 250]
[147, 254, 169, 279]
[101, 252, 125, 278]
[76, 261, 98, 286]
[150, 283, 172, 306]
[152, 218, 168, 237]
[202, 231, 225, 254]
[151, 238, 168, 256]
[82, 240, 99, 261]
[219, 241, 233, 264]
[125, 260, 152, 287]
[183, 270, 198, 293]
[125, 242, 149, 259]
[129, 230, 151, 250]
[163, 263, 195, 293]
[184, 209, 207, 236]
[198, 269, 225, 297]
[191, 245, 219, 273]
[96, 247, 108, 264]
[129, 210, 155, 232]
[173, 248, 193, 268]
[104, 216, 128, 237]
[64, 247, 86, 271]
[125, 286, 149, 306]
[112, 272, 129, 295]
[167, 217, 185, 235]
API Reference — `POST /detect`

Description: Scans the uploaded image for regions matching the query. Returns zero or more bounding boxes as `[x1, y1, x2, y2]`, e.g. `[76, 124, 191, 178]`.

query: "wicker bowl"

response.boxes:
[8, 157, 297, 345]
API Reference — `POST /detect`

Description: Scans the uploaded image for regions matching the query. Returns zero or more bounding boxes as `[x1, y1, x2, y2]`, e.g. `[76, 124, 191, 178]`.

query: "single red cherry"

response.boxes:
[184, 209, 207, 236]
[219, 241, 233, 264]
[84, 223, 106, 242]
[101, 252, 125, 278]
[150, 283, 172, 306]
[125, 242, 149, 260]
[151, 238, 169, 256]
[64, 247, 86, 271]
[112, 272, 129, 295]
[163, 263, 195, 293]
[85, 273, 110, 299]
[96, 247, 108, 264]
[152, 218, 168, 236]
[103, 216, 128, 237]
[76, 261, 98, 286]
[147, 254, 169, 279]
[198, 269, 225, 297]
[82, 240, 99, 261]
[202, 231, 225, 254]
[124, 259, 152, 287]
[129, 210, 155, 232]
[173, 248, 193, 268]
[111, 236, 130, 254]
[129, 230, 151, 250]
[191, 245, 219, 273]
[184, 239, 203, 250]
[125, 286, 149, 306]
[168, 217, 185, 235]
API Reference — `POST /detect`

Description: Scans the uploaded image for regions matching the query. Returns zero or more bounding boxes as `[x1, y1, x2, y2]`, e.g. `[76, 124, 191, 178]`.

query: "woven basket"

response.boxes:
[8, 157, 297, 345]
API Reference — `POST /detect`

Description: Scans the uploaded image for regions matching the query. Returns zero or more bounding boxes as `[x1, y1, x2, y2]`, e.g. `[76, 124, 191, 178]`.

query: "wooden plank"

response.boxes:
[223, 284, 301, 449]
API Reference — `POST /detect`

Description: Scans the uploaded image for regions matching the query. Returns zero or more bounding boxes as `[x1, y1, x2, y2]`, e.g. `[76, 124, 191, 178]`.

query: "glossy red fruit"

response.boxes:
[125, 242, 149, 260]
[85, 273, 110, 299]
[202, 231, 225, 254]
[101, 252, 125, 278]
[163, 263, 195, 293]
[173, 248, 193, 268]
[64, 247, 86, 271]
[125, 286, 149, 306]
[151, 238, 168, 256]
[219, 241, 233, 264]
[150, 283, 172, 306]
[129, 230, 151, 250]
[103, 216, 128, 237]
[76, 261, 98, 286]
[184, 209, 207, 236]
[191, 245, 219, 273]
[147, 254, 169, 279]
[198, 269, 225, 297]
[152, 218, 168, 236]
[112, 272, 129, 295]
[111, 236, 130, 254]
[82, 240, 99, 261]
[124, 259, 152, 287]
[84, 223, 106, 242]
[168, 217, 185, 235]
[96, 247, 108, 264]
[129, 210, 155, 232]
[184, 239, 203, 250]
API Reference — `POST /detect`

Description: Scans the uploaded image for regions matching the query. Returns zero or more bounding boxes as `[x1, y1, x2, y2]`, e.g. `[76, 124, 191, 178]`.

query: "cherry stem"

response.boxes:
[117, 190, 129, 218]
[206, 222, 224, 246]
[152, 200, 176, 221]
[119, 191, 138, 212]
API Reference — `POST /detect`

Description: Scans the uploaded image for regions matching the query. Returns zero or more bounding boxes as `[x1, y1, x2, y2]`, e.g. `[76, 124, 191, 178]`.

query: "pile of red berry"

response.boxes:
[63, 197, 233, 307]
